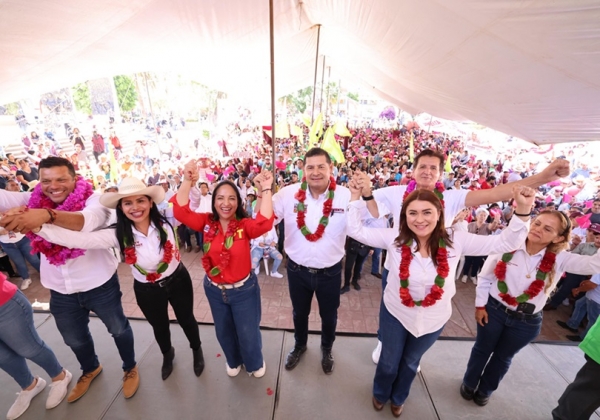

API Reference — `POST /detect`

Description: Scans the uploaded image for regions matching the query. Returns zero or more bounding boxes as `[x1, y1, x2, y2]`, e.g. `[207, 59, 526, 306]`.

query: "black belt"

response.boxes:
[288, 259, 340, 274]
[135, 263, 183, 288]
[489, 297, 541, 320]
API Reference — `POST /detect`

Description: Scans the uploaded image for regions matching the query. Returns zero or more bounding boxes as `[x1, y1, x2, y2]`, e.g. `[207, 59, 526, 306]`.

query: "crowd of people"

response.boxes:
[0, 119, 599, 419]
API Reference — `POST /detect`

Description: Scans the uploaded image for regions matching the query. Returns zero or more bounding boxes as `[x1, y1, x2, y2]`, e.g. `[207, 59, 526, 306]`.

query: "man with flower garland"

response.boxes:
[267, 147, 351, 374]
[355, 149, 571, 363]
[0, 157, 140, 403]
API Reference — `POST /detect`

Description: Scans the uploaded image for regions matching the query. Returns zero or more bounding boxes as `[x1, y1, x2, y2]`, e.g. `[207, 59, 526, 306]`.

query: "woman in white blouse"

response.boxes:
[346, 180, 535, 417]
[33, 177, 204, 381]
[461, 209, 600, 406]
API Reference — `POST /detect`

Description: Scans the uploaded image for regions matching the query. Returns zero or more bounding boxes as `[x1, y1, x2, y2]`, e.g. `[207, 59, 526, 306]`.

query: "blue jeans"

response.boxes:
[0, 291, 63, 388]
[566, 297, 588, 330]
[374, 304, 443, 405]
[1, 237, 40, 279]
[49, 273, 136, 373]
[371, 248, 382, 274]
[203, 273, 263, 372]
[376, 267, 390, 341]
[463, 296, 542, 396]
[582, 298, 600, 339]
[286, 259, 342, 349]
[251, 247, 282, 273]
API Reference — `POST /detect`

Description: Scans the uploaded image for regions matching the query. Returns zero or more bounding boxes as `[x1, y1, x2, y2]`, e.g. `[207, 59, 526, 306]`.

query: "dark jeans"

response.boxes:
[177, 225, 192, 248]
[462, 255, 486, 277]
[49, 273, 136, 373]
[374, 304, 443, 405]
[0, 255, 17, 276]
[344, 249, 367, 287]
[463, 296, 542, 396]
[286, 259, 342, 349]
[134, 264, 201, 354]
[549, 272, 587, 308]
[552, 354, 600, 420]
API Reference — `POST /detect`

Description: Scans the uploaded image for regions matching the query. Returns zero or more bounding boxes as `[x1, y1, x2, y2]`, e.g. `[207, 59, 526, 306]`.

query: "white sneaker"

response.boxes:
[562, 298, 570, 306]
[20, 279, 32, 290]
[251, 361, 266, 378]
[7, 377, 46, 420]
[226, 363, 242, 377]
[460, 275, 468, 283]
[372, 340, 382, 364]
[46, 370, 72, 409]
[471, 276, 478, 285]
[254, 266, 260, 275]
[270, 271, 283, 278]
[417, 364, 421, 373]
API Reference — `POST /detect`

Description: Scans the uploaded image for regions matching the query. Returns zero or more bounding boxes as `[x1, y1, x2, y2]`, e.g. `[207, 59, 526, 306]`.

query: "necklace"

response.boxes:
[201, 218, 240, 277]
[124, 226, 179, 282]
[403, 179, 445, 208]
[494, 249, 556, 306]
[294, 177, 336, 242]
[25, 176, 94, 266]
[399, 239, 449, 307]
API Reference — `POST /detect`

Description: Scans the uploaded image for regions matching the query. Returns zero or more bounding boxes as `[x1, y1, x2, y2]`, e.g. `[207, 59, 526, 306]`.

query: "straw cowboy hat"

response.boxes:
[99, 177, 165, 209]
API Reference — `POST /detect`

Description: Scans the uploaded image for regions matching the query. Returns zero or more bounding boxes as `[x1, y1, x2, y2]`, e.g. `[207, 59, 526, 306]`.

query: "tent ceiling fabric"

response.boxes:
[2, 0, 600, 144]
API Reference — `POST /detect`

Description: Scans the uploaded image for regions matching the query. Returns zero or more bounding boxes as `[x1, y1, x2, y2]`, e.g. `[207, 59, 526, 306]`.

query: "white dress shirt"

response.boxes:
[0, 190, 118, 294]
[37, 223, 181, 283]
[272, 182, 351, 268]
[368, 186, 469, 271]
[189, 187, 213, 213]
[347, 200, 529, 337]
[476, 242, 600, 313]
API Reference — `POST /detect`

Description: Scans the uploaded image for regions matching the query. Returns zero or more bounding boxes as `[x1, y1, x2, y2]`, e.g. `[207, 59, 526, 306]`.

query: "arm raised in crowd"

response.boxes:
[465, 159, 570, 207]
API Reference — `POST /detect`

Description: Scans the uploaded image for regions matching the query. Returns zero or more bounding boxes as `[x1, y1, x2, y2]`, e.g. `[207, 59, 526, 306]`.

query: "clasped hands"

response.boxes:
[0, 206, 48, 234]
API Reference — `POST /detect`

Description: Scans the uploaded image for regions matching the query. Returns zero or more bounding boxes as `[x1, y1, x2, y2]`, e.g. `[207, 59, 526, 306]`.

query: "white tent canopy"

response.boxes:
[2, 0, 600, 144]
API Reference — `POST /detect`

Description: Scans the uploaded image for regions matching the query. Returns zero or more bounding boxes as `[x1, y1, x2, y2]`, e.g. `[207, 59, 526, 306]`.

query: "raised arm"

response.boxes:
[175, 160, 199, 207]
[254, 171, 273, 219]
[465, 159, 570, 207]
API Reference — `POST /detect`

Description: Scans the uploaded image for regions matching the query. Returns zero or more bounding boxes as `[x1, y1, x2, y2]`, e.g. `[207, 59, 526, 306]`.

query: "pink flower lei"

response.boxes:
[26, 176, 94, 265]
[403, 179, 445, 208]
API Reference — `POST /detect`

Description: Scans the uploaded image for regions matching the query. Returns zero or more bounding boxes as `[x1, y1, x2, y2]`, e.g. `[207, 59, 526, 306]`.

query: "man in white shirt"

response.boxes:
[357, 148, 570, 363]
[0, 157, 140, 403]
[269, 148, 351, 374]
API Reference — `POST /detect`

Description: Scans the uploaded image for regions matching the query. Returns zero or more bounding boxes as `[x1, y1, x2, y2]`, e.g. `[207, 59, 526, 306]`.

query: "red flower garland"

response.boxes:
[399, 239, 449, 307]
[494, 250, 556, 307]
[201, 218, 240, 277]
[295, 176, 336, 242]
[125, 240, 176, 283]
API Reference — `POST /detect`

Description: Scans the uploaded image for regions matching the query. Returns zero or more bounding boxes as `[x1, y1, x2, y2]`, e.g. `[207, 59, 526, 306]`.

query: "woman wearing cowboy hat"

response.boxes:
[32, 177, 204, 381]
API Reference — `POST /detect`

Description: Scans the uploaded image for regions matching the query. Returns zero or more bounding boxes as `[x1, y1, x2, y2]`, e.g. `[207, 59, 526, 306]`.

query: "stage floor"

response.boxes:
[2, 314, 598, 420]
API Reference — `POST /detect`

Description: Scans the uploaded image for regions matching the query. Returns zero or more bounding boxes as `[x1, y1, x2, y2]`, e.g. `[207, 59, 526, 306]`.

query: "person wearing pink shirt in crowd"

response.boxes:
[0, 272, 72, 419]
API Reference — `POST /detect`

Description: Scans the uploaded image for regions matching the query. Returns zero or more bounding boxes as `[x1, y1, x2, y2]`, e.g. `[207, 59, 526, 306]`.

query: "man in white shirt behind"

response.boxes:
[0, 157, 140, 403]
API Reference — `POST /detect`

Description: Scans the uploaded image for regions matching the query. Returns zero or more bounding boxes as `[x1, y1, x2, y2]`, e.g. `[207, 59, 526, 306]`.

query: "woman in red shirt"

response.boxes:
[173, 162, 274, 378]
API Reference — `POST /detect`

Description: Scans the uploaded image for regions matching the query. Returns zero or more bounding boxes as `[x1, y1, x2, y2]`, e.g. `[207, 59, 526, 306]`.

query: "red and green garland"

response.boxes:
[399, 238, 450, 307]
[403, 179, 445, 208]
[201, 218, 240, 277]
[294, 176, 336, 242]
[125, 240, 176, 283]
[493, 250, 556, 307]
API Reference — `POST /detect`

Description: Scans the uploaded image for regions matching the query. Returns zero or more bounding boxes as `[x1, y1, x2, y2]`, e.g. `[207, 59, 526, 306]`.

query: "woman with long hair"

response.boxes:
[346, 181, 535, 417]
[173, 160, 274, 378]
[33, 177, 204, 381]
[460, 210, 600, 406]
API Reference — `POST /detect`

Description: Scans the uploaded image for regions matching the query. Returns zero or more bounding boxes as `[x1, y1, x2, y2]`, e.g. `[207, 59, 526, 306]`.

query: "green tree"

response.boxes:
[282, 86, 313, 114]
[4, 102, 21, 115]
[347, 91, 359, 102]
[113, 75, 138, 111]
[72, 82, 92, 114]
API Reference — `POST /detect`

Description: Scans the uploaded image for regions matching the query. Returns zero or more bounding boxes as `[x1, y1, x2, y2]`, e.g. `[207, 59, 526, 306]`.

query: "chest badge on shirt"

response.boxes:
[332, 208, 345, 215]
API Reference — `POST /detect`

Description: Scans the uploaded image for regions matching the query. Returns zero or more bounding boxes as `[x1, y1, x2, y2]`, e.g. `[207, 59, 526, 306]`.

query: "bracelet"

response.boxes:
[362, 195, 374, 201]
[256, 195, 262, 199]
[45, 208, 57, 224]
[261, 189, 272, 193]
[475, 306, 486, 311]
[513, 211, 531, 217]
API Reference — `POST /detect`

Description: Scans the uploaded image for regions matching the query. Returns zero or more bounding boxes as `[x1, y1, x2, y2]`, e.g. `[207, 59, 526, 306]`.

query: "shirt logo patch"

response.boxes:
[204, 225, 210, 233]
[332, 208, 344, 214]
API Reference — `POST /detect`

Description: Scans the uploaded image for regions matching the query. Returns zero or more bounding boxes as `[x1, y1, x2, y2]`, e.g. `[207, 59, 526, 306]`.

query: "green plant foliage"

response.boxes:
[72, 83, 92, 114]
[113, 75, 138, 111]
